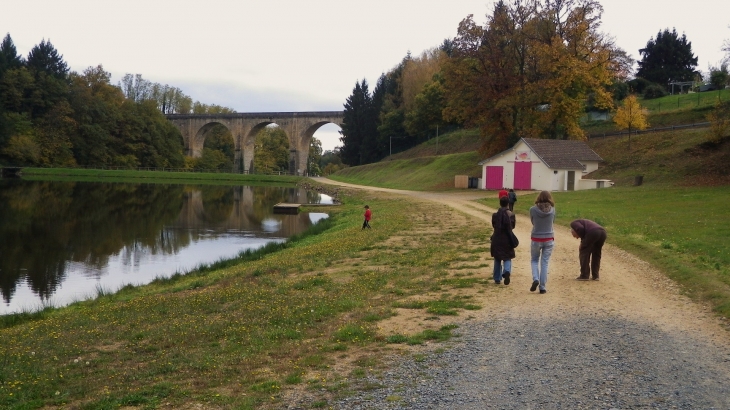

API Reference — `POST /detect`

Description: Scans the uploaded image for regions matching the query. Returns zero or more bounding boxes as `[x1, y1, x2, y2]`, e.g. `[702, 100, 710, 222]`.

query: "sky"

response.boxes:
[3, 0, 728, 151]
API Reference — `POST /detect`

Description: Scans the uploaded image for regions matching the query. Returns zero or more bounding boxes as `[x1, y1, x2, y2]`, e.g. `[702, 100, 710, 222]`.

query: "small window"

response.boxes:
[553, 170, 558, 174]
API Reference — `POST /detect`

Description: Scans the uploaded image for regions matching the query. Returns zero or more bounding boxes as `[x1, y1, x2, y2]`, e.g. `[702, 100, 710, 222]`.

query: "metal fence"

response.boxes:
[588, 121, 711, 139]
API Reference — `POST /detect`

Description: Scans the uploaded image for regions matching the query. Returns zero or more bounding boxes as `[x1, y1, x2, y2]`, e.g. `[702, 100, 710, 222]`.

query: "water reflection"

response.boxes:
[0, 180, 330, 314]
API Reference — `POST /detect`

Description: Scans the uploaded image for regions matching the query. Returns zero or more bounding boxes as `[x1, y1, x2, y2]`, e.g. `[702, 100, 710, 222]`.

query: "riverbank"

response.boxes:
[1, 181, 480, 409]
[17, 167, 304, 185]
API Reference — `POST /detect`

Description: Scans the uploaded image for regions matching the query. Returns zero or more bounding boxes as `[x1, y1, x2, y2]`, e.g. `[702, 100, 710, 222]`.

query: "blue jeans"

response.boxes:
[493, 258, 512, 283]
[531, 240, 554, 291]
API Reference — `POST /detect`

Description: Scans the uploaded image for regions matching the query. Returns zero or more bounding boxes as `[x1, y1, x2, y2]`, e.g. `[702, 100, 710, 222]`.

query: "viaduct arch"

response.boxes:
[166, 111, 344, 175]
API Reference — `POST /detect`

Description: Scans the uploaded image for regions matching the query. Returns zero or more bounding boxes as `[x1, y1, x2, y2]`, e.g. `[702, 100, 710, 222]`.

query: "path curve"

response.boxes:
[315, 178, 730, 409]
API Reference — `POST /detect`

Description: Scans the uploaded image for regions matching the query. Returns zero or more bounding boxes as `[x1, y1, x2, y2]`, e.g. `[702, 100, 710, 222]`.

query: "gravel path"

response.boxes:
[315, 179, 730, 409]
[336, 315, 730, 409]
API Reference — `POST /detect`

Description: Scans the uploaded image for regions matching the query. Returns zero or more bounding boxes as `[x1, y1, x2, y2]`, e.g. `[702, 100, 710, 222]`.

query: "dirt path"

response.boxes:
[304, 179, 730, 408]
[317, 178, 730, 348]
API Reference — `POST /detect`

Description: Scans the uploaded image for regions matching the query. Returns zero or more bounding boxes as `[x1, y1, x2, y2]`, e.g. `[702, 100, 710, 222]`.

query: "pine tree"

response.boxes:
[340, 80, 375, 165]
[0, 33, 23, 74]
[637, 28, 698, 86]
[26, 39, 69, 79]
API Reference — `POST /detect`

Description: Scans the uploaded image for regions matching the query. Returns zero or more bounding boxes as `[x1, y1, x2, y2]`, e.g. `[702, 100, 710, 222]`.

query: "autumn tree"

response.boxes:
[707, 101, 730, 143]
[636, 28, 698, 86]
[253, 125, 289, 173]
[401, 48, 445, 112]
[443, 0, 618, 156]
[192, 102, 236, 114]
[613, 95, 648, 150]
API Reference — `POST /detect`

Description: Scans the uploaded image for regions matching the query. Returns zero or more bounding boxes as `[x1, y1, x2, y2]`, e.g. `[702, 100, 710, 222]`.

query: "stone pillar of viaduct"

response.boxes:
[166, 112, 343, 175]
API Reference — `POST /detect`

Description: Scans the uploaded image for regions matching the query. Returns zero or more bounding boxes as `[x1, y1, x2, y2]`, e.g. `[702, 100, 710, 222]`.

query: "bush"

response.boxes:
[643, 84, 668, 99]
[707, 101, 730, 143]
[627, 77, 653, 94]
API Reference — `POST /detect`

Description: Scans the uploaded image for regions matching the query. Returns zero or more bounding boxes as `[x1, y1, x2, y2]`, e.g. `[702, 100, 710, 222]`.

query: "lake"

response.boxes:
[0, 179, 331, 315]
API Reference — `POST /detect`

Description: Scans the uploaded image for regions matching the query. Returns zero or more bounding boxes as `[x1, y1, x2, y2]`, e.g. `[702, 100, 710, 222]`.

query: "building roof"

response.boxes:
[478, 137, 604, 169]
[521, 138, 603, 169]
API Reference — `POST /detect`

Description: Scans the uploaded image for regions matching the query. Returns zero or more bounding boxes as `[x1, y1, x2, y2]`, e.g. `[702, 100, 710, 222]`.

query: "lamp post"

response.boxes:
[390, 135, 406, 159]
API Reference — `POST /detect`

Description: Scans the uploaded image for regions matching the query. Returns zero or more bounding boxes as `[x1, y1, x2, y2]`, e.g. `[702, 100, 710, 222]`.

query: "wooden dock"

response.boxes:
[273, 203, 338, 214]
[273, 203, 302, 214]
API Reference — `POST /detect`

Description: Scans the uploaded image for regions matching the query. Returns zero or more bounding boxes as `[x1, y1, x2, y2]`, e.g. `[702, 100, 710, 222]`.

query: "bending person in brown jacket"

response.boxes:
[570, 219, 607, 281]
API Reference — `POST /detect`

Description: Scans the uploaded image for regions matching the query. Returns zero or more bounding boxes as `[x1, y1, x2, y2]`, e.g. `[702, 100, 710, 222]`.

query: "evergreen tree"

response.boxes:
[26, 39, 69, 80]
[340, 80, 375, 165]
[637, 28, 698, 86]
[0, 33, 23, 74]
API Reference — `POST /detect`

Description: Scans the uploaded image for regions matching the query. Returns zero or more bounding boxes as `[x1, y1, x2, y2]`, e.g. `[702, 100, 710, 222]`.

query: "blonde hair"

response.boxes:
[534, 190, 554, 206]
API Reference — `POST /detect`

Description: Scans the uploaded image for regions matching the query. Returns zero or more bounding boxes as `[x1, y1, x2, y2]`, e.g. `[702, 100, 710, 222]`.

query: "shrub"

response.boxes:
[643, 84, 668, 99]
[627, 77, 653, 94]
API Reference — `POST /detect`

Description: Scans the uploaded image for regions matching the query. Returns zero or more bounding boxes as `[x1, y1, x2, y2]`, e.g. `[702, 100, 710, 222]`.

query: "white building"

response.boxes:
[478, 138, 613, 191]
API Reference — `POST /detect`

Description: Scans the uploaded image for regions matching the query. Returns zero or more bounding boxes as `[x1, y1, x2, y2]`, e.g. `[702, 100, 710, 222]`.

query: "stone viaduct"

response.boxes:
[165, 111, 344, 175]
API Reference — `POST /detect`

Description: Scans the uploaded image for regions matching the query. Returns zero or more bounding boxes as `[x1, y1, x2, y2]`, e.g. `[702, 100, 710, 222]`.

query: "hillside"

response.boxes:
[332, 122, 730, 190]
[588, 128, 730, 187]
[582, 89, 729, 135]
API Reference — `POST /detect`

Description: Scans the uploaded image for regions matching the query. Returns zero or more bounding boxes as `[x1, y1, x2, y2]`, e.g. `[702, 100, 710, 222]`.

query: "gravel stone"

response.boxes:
[334, 314, 730, 409]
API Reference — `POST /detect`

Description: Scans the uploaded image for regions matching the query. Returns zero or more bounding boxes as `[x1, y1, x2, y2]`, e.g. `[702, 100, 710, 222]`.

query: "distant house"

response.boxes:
[478, 138, 613, 191]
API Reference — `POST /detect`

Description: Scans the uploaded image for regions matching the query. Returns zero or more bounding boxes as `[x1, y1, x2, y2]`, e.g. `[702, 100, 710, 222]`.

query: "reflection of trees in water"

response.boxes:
[0, 181, 322, 306]
[200, 186, 235, 224]
[0, 180, 185, 304]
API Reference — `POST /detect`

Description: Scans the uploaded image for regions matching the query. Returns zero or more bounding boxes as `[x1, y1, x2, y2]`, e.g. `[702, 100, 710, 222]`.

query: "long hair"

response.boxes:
[534, 190, 554, 206]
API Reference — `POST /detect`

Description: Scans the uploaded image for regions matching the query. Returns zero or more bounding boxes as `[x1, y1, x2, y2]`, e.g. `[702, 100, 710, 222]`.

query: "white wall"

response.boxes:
[480, 148, 516, 189]
[479, 144, 610, 191]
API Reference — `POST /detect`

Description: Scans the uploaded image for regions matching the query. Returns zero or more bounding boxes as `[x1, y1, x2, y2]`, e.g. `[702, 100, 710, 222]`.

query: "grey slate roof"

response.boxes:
[521, 138, 603, 169]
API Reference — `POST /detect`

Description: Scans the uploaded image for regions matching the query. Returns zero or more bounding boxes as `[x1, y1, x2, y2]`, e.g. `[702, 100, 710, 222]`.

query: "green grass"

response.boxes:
[18, 167, 304, 185]
[0, 178, 488, 409]
[587, 128, 730, 187]
[639, 89, 730, 112]
[386, 324, 460, 345]
[329, 151, 482, 190]
[545, 186, 730, 316]
[581, 89, 730, 136]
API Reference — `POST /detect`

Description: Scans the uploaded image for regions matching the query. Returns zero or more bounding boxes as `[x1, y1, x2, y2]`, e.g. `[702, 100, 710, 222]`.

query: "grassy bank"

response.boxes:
[0, 182, 492, 409]
[587, 128, 730, 187]
[18, 167, 304, 185]
[329, 151, 482, 191]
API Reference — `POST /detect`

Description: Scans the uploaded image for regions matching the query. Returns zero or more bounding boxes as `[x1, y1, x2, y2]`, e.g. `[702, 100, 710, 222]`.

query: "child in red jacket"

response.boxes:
[362, 205, 372, 229]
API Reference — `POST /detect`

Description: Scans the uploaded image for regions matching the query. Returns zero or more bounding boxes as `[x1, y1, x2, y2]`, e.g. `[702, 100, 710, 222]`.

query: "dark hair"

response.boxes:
[534, 190, 554, 206]
[509, 189, 514, 192]
[499, 196, 509, 207]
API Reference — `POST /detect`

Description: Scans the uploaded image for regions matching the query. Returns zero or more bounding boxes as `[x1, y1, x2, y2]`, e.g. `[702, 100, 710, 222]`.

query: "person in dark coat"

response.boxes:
[491, 196, 516, 285]
[570, 219, 607, 281]
[507, 189, 517, 212]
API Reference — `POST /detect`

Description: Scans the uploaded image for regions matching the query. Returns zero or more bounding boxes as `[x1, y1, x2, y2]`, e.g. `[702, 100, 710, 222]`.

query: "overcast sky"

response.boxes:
[3, 0, 728, 151]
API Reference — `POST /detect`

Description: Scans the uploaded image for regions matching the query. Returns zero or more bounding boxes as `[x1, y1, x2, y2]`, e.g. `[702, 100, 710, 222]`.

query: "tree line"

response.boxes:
[0, 33, 308, 171]
[338, 0, 729, 164]
[0, 34, 324, 174]
[0, 34, 189, 168]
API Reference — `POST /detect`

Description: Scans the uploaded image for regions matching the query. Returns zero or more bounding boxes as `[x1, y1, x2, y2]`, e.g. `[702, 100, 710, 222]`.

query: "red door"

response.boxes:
[514, 162, 532, 190]
[486, 166, 503, 189]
